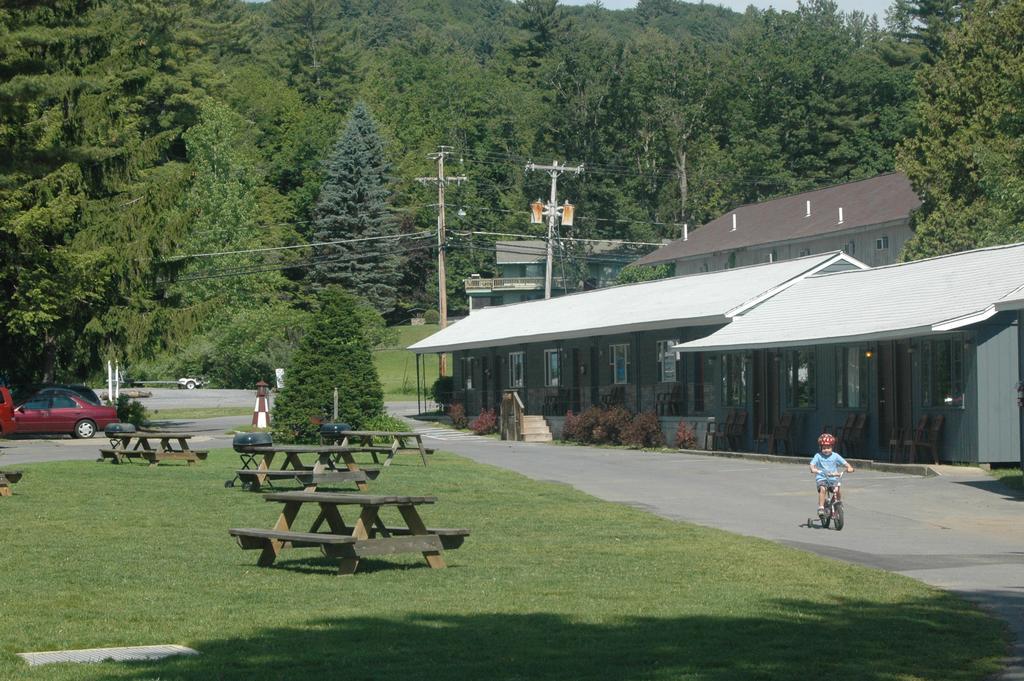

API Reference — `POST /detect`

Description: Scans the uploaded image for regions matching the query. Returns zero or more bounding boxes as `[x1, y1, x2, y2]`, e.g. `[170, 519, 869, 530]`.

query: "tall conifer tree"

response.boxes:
[311, 102, 401, 313]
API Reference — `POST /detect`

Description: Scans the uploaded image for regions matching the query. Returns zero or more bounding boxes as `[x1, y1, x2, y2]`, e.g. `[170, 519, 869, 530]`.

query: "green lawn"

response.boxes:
[0, 451, 1007, 681]
[146, 407, 253, 421]
[374, 324, 448, 399]
[989, 466, 1023, 491]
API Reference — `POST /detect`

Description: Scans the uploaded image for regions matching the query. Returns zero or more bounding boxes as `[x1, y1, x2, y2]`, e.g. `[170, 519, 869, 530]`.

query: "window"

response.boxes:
[721, 353, 749, 407]
[700, 262, 709, 272]
[844, 240, 856, 255]
[21, 398, 49, 410]
[657, 340, 678, 382]
[610, 344, 629, 384]
[875, 235, 889, 250]
[462, 357, 474, 390]
[726, 252, 737, 269]
[689, 353, 715, 413]
[51, 395, 77, 408]
[834, 346, 868, 408]
[922, 339, 964, 407]
[786, 348, 816, 408]
[544, 349, 560, 387]
[509, 351, 524, 388]
[799, 248, 811, 257]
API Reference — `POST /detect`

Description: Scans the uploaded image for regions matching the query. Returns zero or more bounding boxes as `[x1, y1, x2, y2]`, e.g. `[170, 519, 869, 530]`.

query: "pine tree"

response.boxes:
[311, 102, 402, 313]
[272, 287, 384, 443]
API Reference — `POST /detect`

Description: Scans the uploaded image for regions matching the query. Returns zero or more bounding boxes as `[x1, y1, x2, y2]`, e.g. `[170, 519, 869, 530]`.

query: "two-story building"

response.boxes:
[464, 240, 636, 312]
[633, 173, 920, 275]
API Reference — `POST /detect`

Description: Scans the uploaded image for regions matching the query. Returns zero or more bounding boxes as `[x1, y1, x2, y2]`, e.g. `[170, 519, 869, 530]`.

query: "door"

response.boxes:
[877, 341, 913, 447]
[589, 346, 600, 407]
[571, 348, 582, 412]
[49, 394, 83, 431]
[14, 397, 52, 433]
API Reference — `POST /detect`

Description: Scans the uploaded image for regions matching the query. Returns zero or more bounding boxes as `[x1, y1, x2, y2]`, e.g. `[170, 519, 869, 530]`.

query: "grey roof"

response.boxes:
[496, 240, 546, 264]
[410, 252, 863, 353]
[676, 242, 1024, 352]
[634, 173, 921, 266]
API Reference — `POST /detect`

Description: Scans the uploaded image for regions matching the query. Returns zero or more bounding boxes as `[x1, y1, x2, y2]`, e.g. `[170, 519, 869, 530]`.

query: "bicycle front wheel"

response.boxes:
[834, 502, 844, 531]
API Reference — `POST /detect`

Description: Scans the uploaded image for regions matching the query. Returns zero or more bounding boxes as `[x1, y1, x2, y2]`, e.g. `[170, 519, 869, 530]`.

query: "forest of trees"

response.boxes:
[1, 0, 1021, 387]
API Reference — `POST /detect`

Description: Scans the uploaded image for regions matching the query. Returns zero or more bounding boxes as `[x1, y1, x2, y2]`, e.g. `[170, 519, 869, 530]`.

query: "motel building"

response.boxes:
[410, 243, 1024, 467]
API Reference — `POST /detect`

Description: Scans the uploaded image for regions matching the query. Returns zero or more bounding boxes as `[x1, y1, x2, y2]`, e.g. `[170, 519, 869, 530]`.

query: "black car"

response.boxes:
[25, 384, 103, 406]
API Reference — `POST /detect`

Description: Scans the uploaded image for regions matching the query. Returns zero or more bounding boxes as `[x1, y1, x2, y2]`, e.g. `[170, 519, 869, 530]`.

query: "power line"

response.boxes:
[164, 231, 434, 262]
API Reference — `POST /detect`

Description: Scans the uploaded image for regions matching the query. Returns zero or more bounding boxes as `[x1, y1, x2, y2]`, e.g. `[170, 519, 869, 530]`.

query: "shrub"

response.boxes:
[597, 407, 633, 445]
[362, 413, 409, 432]
[621, 411, 666, 449]
[675, 420, 697, 449]
[562, 410, 581, 441]
[448, 402, 468, 429]
[431, 376, 454, 410]
[469, 408, 497, 435]
[424, 309, 440, 324]
[272, 287, 384, 443]
[115, 396, 148, 427]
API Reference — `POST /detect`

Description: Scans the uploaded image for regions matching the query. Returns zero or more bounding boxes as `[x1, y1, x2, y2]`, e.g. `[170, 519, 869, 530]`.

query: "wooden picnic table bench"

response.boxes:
[231, 444, 379, 492]
[0, 470, 23, 497]
[98, 431, 207, 467]
[320, 430, 433, 466]
[229, 491, 468, 575]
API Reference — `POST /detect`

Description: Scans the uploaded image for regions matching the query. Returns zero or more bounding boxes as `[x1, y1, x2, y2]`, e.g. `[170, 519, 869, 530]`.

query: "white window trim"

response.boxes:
[544, 349, 560, 387]
[509, 351, 524, 388]
[610, 343, 630, 385]
[657, 340, 678, 382]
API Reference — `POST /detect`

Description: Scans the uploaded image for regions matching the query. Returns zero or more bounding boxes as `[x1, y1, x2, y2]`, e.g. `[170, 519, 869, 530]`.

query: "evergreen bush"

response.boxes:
[115, 396, 148, 427]
[423, 309, 439, 324]
[272, 287, 384, 443]
[431, 376, 453, 409]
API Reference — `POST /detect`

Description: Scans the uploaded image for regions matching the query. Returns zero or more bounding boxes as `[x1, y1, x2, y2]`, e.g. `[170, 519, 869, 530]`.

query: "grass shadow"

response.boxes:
[110, 596, 1006, 681]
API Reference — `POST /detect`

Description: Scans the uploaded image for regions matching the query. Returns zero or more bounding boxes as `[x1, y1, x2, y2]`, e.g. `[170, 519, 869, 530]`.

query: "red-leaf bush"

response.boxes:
[469, 408, 497, 435]
[447, 402, 468, 429]
[675, 420, 697, 449]
[621, 411, 666, 448]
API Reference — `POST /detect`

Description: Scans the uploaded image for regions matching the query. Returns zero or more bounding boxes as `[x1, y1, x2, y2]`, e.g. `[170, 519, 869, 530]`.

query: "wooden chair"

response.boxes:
[834, 414, 857, 450]
[769, 412, 794, 454]
[727, 410, 747, 450]
[601, 385, 625, 409]
[904, 415, 929, 462]
[887, 426, 906, 462]
[841, 413, 867, 457]
[914, 414, 944, 464]
[704, 416, 730, 451]
[655, 385, 681, 416]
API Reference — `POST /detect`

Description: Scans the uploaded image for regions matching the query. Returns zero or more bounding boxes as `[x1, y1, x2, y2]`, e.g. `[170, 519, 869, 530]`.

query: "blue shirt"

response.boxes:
[811, 451, 848, 484]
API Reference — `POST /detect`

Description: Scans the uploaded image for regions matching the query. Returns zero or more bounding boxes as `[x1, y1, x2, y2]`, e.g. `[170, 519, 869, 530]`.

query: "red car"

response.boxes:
[12, 391, 118, 438]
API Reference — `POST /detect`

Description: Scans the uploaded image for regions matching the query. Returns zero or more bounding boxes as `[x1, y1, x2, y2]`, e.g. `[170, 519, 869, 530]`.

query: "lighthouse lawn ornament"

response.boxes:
[252, 380, 271, 428]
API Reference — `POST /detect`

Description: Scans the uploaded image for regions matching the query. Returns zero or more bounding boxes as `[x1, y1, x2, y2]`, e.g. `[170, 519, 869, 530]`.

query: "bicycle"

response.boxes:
[810, 470, 845, 531]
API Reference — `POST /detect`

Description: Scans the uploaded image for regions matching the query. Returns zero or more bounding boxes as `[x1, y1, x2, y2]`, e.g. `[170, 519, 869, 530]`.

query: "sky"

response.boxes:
[563, 0, 893, 19]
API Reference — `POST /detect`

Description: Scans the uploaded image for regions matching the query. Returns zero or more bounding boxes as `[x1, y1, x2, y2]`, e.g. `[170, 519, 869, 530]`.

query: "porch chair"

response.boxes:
[769, 412, 794, 455]
[601, 385, 625, 409]
[887, 426, 906, 462]
[834, 414, 857, 450]
[727, 410, 747, 450]
[913, 414, 944, 465]
[842, 413, 868, 458]
[704, 414, 732, 451]
[904, 415, 929, 462]
[655, 384, 682, 416]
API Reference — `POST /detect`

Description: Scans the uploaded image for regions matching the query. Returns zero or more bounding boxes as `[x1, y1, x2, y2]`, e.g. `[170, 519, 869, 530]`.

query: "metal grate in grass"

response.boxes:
[18, 644, 199, 666]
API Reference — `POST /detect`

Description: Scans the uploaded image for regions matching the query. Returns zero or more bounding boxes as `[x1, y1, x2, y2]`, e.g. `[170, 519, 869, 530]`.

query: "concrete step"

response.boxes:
[522, 432, 553, 442]
[520, 416, 552, 441]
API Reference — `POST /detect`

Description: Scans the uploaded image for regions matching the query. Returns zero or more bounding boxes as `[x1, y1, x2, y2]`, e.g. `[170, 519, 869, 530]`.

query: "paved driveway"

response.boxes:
[394, 406, 1024, 680]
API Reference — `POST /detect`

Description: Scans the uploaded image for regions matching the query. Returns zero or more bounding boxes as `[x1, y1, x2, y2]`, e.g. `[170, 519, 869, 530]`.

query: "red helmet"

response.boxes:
[818, 433, 836, 448]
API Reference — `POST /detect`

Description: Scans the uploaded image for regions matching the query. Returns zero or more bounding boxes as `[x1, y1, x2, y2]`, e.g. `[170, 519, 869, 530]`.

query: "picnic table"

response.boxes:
[229, 491, 469, 575]
[0, 470, 22, 497]
[321, 430, 433, 466]
[98, 431, 207, 467]
[230, 444, 380, 492]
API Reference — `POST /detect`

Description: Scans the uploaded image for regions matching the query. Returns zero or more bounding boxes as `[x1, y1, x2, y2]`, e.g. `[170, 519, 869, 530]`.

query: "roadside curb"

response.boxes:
[676, 448, 939, 477]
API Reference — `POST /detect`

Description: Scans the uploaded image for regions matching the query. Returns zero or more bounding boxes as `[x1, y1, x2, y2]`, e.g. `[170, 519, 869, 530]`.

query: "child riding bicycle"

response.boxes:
[810, 433, 854, 520]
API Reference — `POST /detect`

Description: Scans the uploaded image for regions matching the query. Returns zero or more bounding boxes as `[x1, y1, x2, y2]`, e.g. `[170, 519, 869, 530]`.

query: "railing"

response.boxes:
[500, 389, 525, 441]
[464, 277, 568, 291]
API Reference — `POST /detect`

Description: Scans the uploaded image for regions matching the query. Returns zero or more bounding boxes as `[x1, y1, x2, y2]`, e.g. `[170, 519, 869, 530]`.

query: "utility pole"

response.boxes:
[525, 160, 584, 299]
[417, 145, 466, 376]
